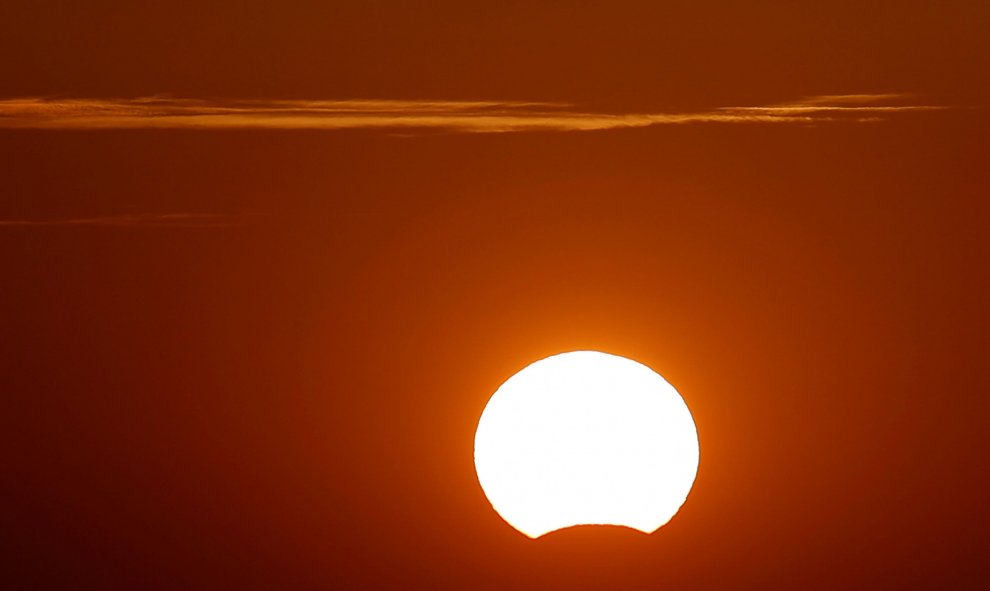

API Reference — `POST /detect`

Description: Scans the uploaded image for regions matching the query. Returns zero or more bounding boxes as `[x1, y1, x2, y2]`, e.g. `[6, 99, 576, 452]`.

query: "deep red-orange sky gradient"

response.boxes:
[2, 2, 989, 589]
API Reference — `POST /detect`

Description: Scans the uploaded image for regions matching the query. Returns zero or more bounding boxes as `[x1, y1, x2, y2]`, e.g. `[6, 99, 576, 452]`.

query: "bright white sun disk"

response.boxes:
[474, 351, 699, 538]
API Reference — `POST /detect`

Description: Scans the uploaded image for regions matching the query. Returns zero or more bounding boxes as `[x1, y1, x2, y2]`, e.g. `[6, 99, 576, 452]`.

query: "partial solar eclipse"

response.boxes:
[474, 351, 699, 539]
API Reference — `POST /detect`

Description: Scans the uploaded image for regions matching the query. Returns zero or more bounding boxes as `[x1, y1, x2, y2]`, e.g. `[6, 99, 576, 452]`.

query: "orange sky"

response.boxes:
[2, 2, 988, 589]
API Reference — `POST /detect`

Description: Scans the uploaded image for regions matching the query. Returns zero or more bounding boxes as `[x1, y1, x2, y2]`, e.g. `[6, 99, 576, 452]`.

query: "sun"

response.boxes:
[474, 351, 699, 539]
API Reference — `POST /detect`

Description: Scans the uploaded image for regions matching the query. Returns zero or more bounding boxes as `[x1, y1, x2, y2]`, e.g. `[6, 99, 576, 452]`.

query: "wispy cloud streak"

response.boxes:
[720, 93, 945, 117]
[0, 94, 945, 132]
[0, 213, 239, 227]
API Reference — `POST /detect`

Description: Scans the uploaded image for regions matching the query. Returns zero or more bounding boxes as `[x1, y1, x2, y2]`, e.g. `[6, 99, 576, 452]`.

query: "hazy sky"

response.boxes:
[2, 2, 988, 589]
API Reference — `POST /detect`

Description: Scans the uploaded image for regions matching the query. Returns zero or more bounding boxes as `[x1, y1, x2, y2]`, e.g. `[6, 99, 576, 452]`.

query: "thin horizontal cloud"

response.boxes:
[785, 94, 912, 106]
[0, 94, 946, 133]
[0, 213, 240, 227]
[721, 93, 945, 117]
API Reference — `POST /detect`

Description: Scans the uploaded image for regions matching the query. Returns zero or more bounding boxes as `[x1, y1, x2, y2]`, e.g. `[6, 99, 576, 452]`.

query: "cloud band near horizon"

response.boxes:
[0, 94, 945, 132]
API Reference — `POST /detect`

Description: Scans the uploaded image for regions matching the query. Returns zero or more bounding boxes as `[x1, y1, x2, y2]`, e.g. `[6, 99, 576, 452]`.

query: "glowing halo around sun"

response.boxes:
[474, 351, 700, 539]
